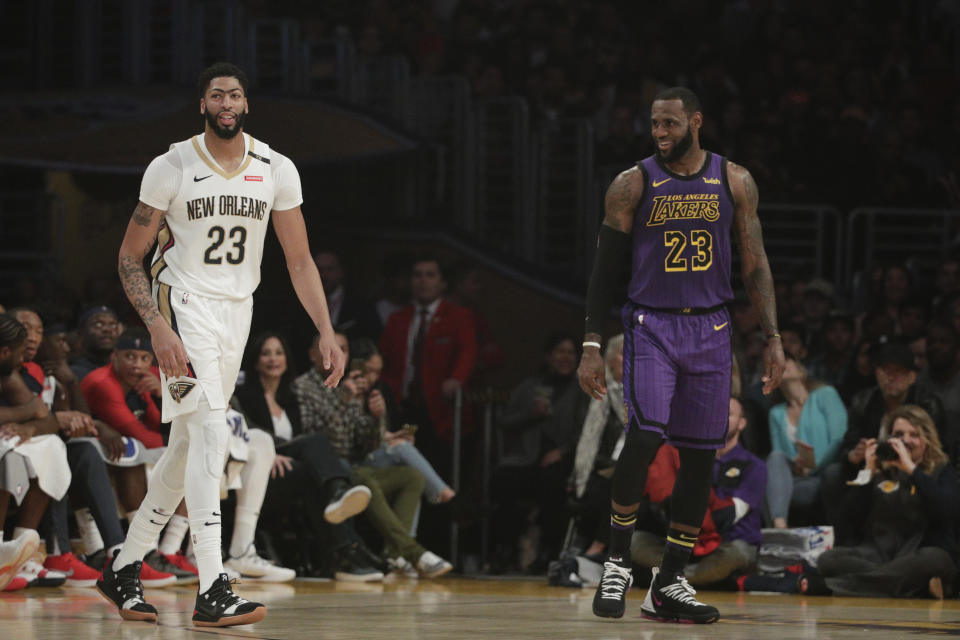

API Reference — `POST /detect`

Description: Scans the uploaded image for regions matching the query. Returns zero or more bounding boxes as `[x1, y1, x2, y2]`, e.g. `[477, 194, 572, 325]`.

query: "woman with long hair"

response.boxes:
[233, 331, 383, 581]
[766, 354, 847, 528]
[817, 405, 959, 598]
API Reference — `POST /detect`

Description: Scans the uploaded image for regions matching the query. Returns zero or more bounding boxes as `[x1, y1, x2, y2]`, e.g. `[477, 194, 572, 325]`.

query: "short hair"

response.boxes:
[412, 254, 445, 280]
[198, 62, 249, 99]
[8, 306, 41, 322]
[350, 337, 380, 362]
[0, 314, 26, 349]
[653, 87, 702, 116]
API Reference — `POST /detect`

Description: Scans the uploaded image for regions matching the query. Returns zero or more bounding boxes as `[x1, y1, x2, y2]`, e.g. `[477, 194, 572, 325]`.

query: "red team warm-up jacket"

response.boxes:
[81, 364, 164, 449]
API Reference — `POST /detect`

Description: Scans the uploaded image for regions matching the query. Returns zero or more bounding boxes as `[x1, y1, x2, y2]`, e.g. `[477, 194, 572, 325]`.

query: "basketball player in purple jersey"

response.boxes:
[579, 87, 785, 624]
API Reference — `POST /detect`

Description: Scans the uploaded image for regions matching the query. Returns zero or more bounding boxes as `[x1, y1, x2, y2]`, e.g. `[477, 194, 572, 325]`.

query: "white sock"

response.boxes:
[229, 506, 259, 558]
[159, 514, 190, 556]
[75, 508, 104, 554]
[107, 543, 122, 557]
[189, 509, 223, 593]
[113, 500, 173, 571]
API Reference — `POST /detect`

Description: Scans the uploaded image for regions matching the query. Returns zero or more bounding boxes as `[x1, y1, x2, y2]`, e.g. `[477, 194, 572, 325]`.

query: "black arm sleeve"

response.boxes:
[585, 224, 631, 337]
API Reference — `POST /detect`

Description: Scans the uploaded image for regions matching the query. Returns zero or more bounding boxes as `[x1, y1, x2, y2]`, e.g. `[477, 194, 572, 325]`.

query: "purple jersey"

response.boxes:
[628, 152, 735, 309]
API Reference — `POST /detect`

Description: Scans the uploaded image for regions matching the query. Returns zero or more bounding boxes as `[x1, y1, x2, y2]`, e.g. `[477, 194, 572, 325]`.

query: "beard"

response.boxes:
[659, 126, 694, 162]
[205, 109, 246, 140]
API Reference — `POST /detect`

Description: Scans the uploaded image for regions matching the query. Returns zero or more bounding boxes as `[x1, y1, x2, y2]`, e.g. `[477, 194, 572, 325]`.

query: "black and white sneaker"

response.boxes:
[324, 483, 371, 524]
[592, 559, 633, 618]
[95, 550, 158, 623]
[192, 573, 267, 627]
[640, 567, 719, 624]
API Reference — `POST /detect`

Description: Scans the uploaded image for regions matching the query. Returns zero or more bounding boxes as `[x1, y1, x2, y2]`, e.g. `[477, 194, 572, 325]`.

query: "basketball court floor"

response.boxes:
[3, 576, 957, 639]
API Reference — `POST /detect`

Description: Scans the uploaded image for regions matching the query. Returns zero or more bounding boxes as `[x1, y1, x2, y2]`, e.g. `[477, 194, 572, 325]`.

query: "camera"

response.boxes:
[875, 440, 900, 462]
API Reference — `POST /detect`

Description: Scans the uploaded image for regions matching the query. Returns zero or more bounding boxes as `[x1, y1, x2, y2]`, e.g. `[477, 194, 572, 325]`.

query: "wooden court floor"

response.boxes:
[3, 575, 960, 639]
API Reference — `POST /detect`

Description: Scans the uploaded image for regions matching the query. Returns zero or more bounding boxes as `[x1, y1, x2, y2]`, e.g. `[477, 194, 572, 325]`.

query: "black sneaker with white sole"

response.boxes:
[640, 567, 719, 624]
[592, 558, 633, 618]
[324, 482, 372, 524]
[95, 550, 158, 623]
[192, 573, 267, 627]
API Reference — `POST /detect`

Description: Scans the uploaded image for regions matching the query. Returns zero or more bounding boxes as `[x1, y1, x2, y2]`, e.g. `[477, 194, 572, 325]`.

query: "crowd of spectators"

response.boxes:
[2, 244, 960, 600]
[269, 0, 960, 209]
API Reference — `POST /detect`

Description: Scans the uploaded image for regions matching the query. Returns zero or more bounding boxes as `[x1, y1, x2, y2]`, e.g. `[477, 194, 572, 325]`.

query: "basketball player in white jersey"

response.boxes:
[97, 62, 345, 627]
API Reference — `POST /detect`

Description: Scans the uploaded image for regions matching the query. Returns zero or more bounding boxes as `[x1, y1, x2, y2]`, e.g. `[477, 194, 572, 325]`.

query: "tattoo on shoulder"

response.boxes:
[132, 202, 159, 227]
[603, 168, 641, 231]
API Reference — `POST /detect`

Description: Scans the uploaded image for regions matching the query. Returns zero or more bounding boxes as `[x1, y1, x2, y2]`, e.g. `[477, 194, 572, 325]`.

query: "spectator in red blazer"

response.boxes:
[379, 256, 478, 466]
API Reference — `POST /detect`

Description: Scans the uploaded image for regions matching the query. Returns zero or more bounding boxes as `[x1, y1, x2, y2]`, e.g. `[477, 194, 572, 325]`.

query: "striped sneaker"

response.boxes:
[192, 573, 266, 627]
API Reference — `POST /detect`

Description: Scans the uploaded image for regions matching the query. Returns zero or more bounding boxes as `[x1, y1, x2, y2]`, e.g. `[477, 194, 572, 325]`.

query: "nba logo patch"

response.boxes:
[182, 292, 190, 305]
[168, 380, 196, 403]
[637, 313, 645, 325]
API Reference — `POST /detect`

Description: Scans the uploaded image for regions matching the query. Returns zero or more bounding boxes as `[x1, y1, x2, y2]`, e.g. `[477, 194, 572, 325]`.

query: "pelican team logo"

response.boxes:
[168, 380, 196, 403]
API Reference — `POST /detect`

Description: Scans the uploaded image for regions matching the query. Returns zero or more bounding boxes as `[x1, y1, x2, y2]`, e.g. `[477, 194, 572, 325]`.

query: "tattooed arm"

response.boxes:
[117, 201, 189, 377]
[728, 162, 785, 393]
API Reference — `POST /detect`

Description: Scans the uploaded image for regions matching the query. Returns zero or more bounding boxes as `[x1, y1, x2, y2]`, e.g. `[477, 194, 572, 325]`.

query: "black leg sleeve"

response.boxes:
[611, 428, 664, 506]
[670, 447, 717, 528]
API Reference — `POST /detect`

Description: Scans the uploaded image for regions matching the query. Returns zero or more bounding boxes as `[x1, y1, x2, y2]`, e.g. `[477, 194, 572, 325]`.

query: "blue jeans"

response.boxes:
[364, 440, 450, 503]
[765, 450, 821, 522]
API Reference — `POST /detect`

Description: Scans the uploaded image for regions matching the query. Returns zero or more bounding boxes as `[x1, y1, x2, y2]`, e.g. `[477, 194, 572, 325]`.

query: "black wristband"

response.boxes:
[585, 224, 631, 336]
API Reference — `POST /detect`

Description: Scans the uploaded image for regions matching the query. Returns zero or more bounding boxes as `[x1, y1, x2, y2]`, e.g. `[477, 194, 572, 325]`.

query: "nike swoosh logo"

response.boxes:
[193, 175, 212, 182]
[652, 178, 671, 187]
[149, 519, 164, 525]
[714, 322, 729, 331]
[203, 521, 221, 527]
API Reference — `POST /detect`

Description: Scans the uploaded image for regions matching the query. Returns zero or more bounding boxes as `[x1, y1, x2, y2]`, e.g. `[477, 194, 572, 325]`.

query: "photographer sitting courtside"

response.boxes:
[817, 405, 959, 599]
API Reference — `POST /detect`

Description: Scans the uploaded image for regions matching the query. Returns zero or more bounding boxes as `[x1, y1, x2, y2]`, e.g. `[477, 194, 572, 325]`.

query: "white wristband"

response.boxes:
[582, 341, 602, 350]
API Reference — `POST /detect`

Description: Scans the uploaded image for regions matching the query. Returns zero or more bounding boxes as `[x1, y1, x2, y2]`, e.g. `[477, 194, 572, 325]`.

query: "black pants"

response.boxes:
[46, 441, 125, 554]
[818, 544, 956, 597]
[576, 473, 613, 546]
[261, 433, 354, 550]
[492, 457, 574, 562]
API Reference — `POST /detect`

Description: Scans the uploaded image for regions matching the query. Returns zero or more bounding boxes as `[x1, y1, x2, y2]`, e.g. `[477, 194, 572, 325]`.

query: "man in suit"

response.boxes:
[379, 256, 477, 472]
[314, 250, 382, 341]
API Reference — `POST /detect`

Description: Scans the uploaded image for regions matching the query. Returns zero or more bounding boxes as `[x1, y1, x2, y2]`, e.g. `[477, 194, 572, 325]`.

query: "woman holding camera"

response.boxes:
[766, 354, 848, 528]
[816, 405, 959, 598]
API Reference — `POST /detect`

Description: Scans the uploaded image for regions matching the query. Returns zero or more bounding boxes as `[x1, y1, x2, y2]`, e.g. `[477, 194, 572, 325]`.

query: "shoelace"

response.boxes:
[116, 563, 146, 604]
[205, 578, 249, 611]
[599, 562, 632, 600]
[660, 576, 703, 606]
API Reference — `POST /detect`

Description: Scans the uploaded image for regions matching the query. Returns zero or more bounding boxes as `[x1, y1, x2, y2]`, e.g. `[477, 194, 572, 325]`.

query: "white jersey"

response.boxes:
[139, 133, 303, 300]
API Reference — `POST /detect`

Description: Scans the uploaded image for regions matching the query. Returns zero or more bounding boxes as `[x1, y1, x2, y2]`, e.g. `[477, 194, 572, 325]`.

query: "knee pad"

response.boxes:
[200, 408, 228, 480]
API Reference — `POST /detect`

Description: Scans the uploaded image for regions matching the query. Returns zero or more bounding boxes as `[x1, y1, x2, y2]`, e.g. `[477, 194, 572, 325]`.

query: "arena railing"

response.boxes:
[845, 207, 960, 287]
